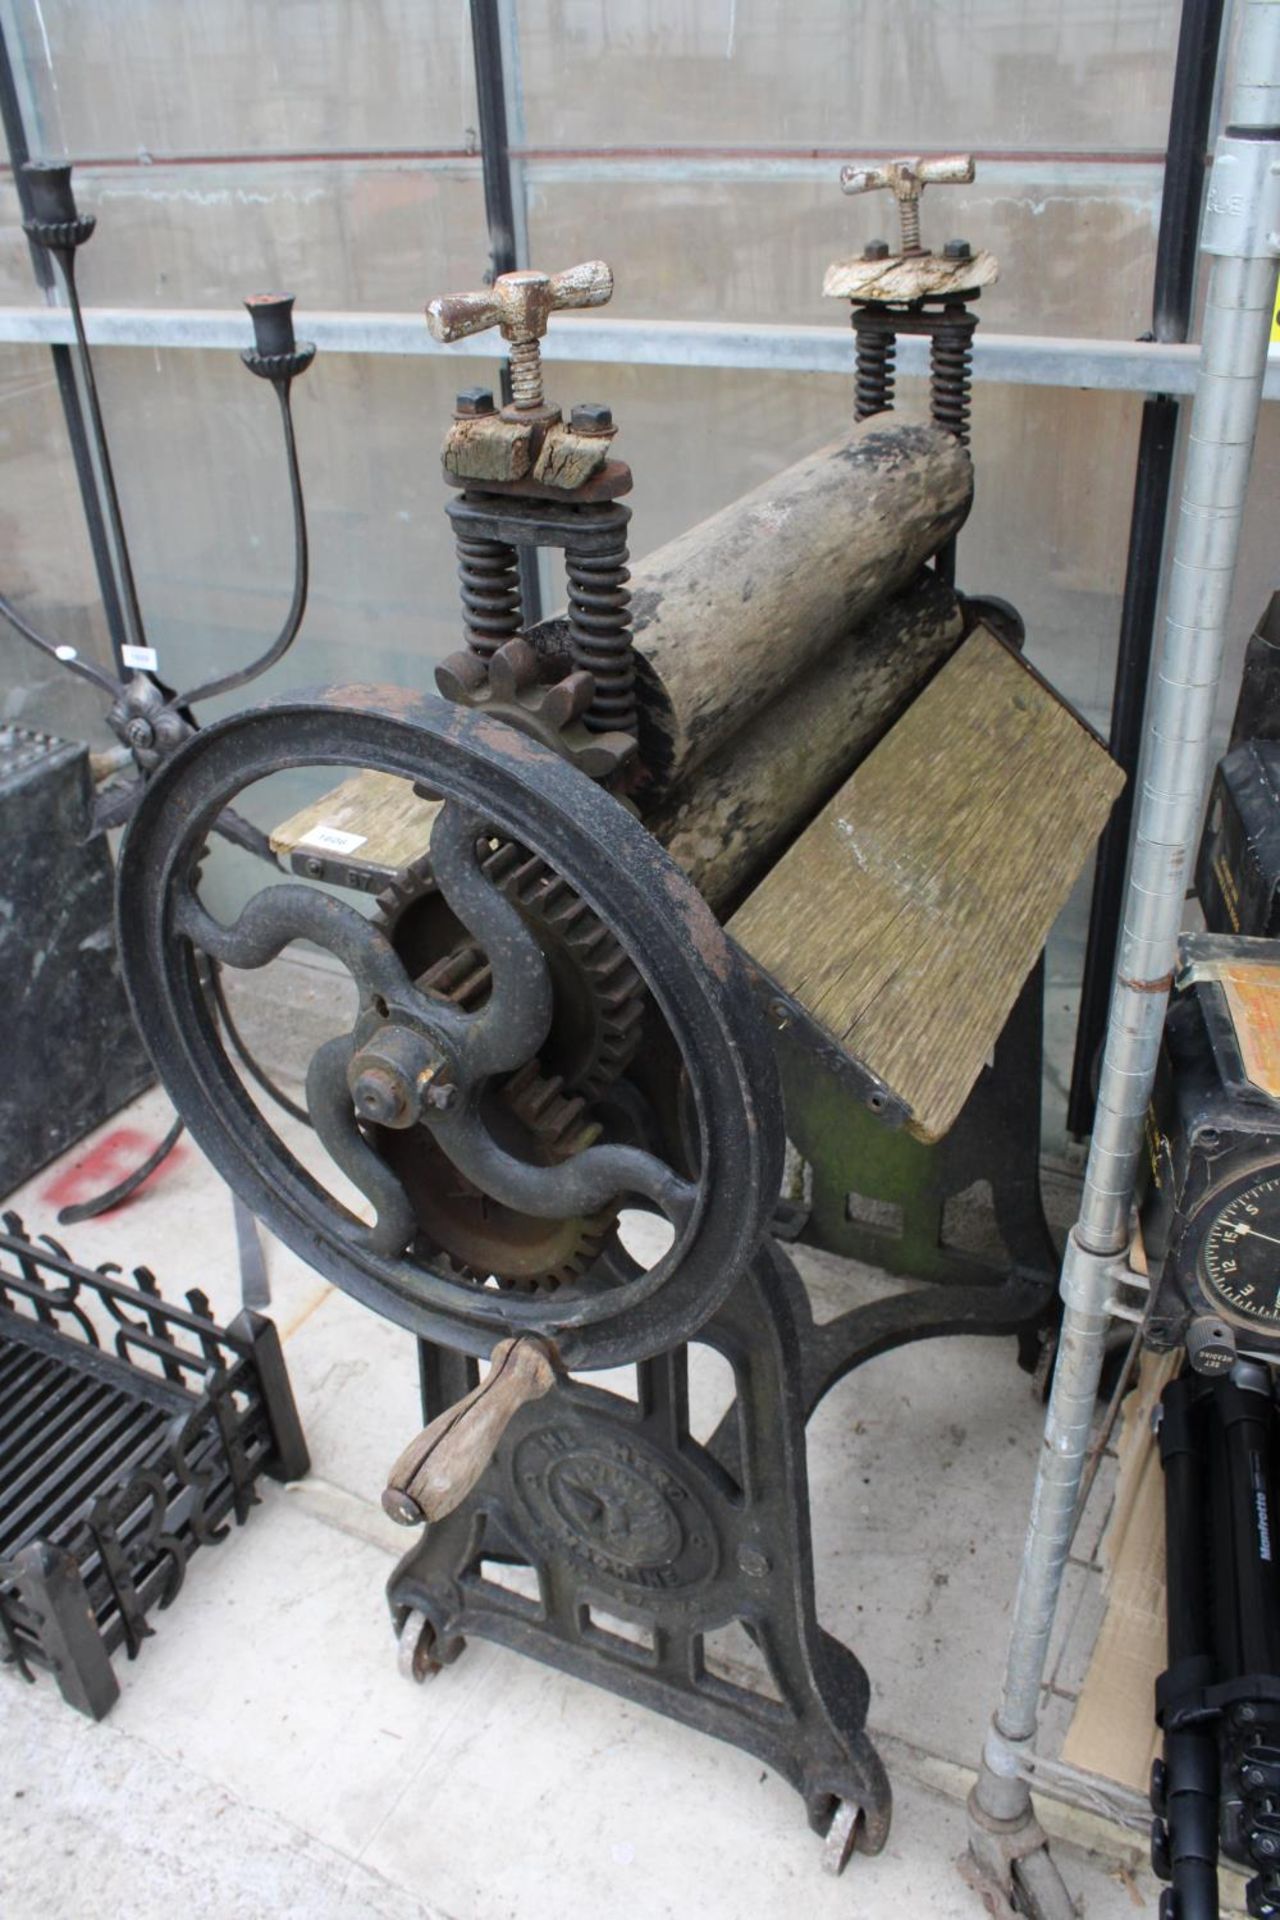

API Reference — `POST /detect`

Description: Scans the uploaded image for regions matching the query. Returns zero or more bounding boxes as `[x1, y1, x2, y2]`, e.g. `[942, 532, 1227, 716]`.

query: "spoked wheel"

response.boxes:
[116, 687, 783, 1374]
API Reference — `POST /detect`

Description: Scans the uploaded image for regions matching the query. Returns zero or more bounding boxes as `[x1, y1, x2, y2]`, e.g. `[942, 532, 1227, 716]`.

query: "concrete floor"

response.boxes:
[1, 1081, 1162, 1920]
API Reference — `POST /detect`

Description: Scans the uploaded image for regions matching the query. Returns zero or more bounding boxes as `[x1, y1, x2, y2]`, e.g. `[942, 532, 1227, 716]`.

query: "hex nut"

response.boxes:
[455, 386, 497, 418]
[570, 402, 614, 434]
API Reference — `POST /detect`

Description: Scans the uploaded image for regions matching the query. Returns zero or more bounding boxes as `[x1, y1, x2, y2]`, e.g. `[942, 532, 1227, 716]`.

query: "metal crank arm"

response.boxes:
[431, 1104, 693, 1225]
[425, 802, 552, 1075]
[175, 812, 688, 1260]
[306, 1033, 417, 1256]
[175, 885, 433, 1020]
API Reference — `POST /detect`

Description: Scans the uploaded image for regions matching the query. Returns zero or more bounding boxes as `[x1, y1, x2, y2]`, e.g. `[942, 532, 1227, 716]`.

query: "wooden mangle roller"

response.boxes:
[273, 408, 1119, 1143]
[622, 416, 973, 800]
[275, 416, 973, 907]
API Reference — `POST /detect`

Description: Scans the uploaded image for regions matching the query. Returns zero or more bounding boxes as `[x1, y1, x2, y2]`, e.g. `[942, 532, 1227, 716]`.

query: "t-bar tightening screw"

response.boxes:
[839, 154, 975, 255]
[426, 261, 614, 411]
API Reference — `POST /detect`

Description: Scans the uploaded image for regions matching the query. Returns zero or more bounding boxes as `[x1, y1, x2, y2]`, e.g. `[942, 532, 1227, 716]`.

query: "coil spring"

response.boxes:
[566, 539, 635, 735]
[931, 322, 975, 446]
[854, 325, 896, 421]
[455, 531, 522, 660]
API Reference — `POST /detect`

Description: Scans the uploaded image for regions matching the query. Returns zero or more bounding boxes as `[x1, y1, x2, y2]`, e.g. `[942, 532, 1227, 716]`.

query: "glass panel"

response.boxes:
[7, 0, 479, 159]
[0, 341, 116, 745]
[0, 160, 487, 313]
[71, 345, 475, 715]
[513, 0, 1180, 154]
[525, 163, 1161, 335]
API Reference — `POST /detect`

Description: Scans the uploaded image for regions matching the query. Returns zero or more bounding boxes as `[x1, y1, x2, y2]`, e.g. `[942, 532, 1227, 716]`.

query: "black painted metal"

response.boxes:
[1067, 0, 1227, 1137]
[447, 490, 636, 735]
[172, 295, 315, 710]
[468, 0, 542, 627]
[392, 1240, 892, 1847]
[0, 23, 129, 674]
[115, 689, 784, 1368]
[1152, 1371, 1280, 1919]
[0, 161, 316, 804]
[56, 1117, 185, 1227]
[0, 724, 152, 1196]
[0, 1212, 308, 1718]
[848, 292, 981, 589]
[22, 162, 149, 664]
[1227, 590, 1280, 751]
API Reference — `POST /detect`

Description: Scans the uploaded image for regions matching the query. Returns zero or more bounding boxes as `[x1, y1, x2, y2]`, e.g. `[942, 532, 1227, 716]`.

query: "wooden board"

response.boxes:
[728, 627, 1124, 1142]
[269, 770, 438, 887]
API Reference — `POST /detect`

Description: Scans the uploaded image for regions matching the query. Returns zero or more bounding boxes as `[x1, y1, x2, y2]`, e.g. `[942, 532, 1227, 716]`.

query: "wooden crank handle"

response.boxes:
[381, 1335, 557, 1526]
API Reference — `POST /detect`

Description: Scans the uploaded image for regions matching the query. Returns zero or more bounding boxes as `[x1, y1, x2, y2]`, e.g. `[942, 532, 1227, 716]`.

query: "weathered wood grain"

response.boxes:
[270, 572, 964, 909]
[729, 628, 1125, 1142]
[648, 569, 964, 915]
[382, 1335, 556, 1525]
[628, 419, 973, 798]
[270, 769, 438, 882]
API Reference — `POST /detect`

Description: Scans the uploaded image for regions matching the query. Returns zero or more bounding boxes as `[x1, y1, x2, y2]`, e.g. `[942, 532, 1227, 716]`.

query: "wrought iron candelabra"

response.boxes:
[3, 160, 316, 843]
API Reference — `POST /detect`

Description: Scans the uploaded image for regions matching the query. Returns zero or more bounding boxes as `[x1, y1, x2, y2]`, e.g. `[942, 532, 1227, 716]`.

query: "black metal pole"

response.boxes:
[1067, 0, 1227, 1136]
[0, 20, 129, 674]
[50, 232, 149, 658]
[468, 0, 542, 626]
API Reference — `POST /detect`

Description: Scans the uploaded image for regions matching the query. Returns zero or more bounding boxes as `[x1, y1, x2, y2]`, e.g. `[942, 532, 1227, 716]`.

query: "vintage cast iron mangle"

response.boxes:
[113, 162, 1124, 1869]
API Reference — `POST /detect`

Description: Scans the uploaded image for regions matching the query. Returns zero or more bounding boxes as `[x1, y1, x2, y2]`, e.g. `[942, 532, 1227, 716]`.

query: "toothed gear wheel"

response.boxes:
[377, 1050, 619, 1293]
[370, 930, 619, 1291]
[378, 840, 646, 1103]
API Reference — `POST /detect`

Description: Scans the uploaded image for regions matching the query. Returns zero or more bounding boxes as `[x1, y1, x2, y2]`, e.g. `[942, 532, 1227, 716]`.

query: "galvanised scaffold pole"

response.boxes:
[966, 4, 1280, 1912]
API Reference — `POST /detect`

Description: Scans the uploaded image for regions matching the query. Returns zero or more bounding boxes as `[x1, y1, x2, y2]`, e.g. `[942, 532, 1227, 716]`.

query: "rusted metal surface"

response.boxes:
[838, 152, 976, 255]
[825, 156, 996, 305]
[373, 836, 645, 1291]
[427, 260, 613, 413]
[825, 159, 997, 470]
[427, 262, 622, 500]
[428, 261, 640, 737]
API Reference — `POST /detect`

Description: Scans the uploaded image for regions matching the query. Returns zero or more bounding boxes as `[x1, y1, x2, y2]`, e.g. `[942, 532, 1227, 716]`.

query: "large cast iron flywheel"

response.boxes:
[115, 687, 783, 1370]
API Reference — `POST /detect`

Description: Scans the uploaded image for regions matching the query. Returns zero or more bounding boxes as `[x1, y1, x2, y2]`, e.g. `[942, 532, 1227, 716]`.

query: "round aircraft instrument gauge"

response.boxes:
[1194, 1170, 1280, 1328]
